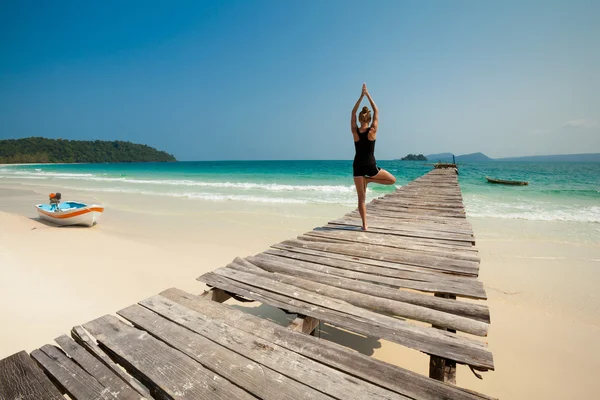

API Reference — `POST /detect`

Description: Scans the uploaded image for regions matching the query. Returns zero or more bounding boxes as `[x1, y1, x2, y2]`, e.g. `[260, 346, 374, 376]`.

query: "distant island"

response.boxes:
[401, 154, 428, 161]
[425, 152, 600, 163]
[0, 137, 176, 163]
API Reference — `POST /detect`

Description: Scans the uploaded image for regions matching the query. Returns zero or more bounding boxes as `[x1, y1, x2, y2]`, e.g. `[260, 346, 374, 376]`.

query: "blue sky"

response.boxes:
[1, 0, 599, 160]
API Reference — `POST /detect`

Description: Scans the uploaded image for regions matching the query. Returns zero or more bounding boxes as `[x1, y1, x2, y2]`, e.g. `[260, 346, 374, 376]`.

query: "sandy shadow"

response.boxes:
[28, 217, 96, 229]
[229, 303, 296, 327]
[229, 302, 383, 356]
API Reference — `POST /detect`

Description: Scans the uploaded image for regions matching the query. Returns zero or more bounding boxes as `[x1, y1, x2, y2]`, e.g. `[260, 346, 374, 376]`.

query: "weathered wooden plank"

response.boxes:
[345, 210, 471, 227]
[231, 260, 488, 336]
[54, 335, 143, 400]
[356, 214, 473, 242]
[278, 239, 479, 276]
[304, 229, 479, 262]
[267, 246, 478, 285]
[328, 216, 475, 237]
[253, 252, 488, 299]
[117, 304, 335, 400]
[83, 315, 258, 400]
[199, 269, 494, 370]
[375, 206, 463, 214]
[359, 208, 466, 220]
[293, 237, 479, 268]
[370, 197, 465, 214]
[430, 294, 458, 384]
[246, 254, 490, 320]
[71, 326, 153, 399]
[338, 212, 474, 230]
[372, 198, 466, 210]
[378, 189, 463, 197]
[348, 211, 472, 238]
[0, 351, 64, 400]
[160, 288, 496, 400]
[322, 224, 476, 251]
[126, 299, 408, 400]
[367, 207, 466, 220]
[31, 345, 115, 400]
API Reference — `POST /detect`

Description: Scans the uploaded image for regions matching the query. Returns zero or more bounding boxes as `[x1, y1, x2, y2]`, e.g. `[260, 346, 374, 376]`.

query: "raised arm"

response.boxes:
[364, 88, 378, 132]
[351, 90, 365, 134]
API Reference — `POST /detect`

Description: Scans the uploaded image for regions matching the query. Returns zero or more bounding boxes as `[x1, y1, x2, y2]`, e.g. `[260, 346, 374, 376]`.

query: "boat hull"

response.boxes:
[485, 177, 528, 186]
[35, 205, 104, 226]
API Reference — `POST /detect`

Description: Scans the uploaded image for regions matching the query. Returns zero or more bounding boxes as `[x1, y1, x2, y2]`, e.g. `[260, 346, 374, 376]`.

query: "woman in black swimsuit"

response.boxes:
[351, 83, 396, 230]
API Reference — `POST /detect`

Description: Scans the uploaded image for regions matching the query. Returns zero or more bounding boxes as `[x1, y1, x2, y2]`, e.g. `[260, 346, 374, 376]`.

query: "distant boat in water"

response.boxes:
[486, 177, 528, 186]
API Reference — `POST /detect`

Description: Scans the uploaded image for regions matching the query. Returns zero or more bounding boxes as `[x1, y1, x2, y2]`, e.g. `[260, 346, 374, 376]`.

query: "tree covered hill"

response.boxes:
[401, 154, 427, 161]
[0, 137, 176, 163]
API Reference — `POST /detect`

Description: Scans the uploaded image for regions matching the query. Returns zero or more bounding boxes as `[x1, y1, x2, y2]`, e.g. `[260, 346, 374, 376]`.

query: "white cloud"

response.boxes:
[562, 119, 596, 129]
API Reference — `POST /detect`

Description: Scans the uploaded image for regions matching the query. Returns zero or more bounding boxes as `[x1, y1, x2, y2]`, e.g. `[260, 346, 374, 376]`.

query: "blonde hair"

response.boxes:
[358, 106, 371, 124]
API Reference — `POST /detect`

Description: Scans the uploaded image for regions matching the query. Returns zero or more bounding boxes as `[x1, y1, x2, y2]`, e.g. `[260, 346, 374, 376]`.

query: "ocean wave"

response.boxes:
[0, 170, 95, 178]
[539, 188, 600, 197]
[88, 187, 313, 204]
[465, 198, 600, 223]
[0, 170, 359, 193]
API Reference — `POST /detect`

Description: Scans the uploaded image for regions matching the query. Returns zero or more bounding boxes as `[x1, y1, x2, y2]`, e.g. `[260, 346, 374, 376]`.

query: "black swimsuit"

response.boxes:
[353, 127, 380, 177]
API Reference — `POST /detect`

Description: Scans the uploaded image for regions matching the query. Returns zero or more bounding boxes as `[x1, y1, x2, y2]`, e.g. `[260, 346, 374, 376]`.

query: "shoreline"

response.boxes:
[0, 180, 599, 398]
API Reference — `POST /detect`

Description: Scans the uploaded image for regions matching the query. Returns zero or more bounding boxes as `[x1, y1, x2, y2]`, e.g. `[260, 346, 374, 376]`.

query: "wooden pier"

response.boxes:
[0, 169, 495, 399]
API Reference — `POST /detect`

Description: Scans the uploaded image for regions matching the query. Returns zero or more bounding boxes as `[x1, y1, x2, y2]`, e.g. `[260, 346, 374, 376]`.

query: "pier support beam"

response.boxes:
[288, 315, 320, 336]
[429, 293, 457, 384]
[200, 288, 231, 303]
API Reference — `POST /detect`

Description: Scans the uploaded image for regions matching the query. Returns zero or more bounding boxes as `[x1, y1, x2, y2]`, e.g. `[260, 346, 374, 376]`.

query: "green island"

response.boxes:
[401, 153, 428, 161]
[0, 137, 176, 163]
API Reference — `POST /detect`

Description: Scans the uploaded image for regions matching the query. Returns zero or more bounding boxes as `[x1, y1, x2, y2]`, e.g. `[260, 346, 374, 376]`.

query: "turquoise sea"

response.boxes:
[1, 161, 599, 223]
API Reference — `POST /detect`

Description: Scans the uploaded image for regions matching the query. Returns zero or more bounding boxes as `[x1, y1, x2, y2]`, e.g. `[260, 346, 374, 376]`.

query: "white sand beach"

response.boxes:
[1, 181, 599, 399]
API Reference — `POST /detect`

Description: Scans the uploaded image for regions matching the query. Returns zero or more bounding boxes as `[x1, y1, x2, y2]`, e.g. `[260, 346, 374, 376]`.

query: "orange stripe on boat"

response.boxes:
[38, 207, 104, 219]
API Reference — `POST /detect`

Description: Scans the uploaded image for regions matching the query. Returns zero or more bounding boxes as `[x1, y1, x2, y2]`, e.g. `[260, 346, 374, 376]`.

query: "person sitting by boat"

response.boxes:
[49, 192, 61, 211]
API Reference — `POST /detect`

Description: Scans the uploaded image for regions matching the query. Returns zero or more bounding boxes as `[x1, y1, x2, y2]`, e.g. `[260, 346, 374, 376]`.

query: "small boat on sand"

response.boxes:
[486, 177, 528, 186]
[36, 195, 104, 226]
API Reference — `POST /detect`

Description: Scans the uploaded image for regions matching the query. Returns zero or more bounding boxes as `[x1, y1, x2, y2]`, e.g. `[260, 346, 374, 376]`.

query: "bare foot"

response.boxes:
[361, 225, 368, 231]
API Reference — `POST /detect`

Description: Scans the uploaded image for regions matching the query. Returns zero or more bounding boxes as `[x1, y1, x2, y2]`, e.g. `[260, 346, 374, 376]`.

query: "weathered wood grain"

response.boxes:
[327, 216, 475, 237]
[117, 304, 335, 400]
[231, 259, 488, 335]
[126, 298, 408, 400]
[266, 246, 479, 285]
[199, 269, 494, 370]
[345, 210, 472, 227]
[368, 204, 466, 217]
[278, 239, 480, 276]
[430, 294, 459, 384]
[329, 220, 475, 248]
[0, 350, 63, 400]
[160, 288, 496, 400]
[245, 255, 490, 320]
[54, 335, 143, 400]
[83, 315, 258, 400]
[32, 344, 116, 400]
[304, 229, 479, 261]
[252, 252, 487, 299]
[71, 326, 153, 399]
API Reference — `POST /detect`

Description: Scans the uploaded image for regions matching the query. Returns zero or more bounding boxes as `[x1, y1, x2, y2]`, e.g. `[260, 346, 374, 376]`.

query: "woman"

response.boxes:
[351, 83, 396, 230]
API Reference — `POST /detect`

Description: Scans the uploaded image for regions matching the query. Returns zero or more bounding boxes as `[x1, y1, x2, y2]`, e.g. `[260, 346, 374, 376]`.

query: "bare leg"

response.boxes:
[353, 177, 368, 230]
[366, 168, 396, 186]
